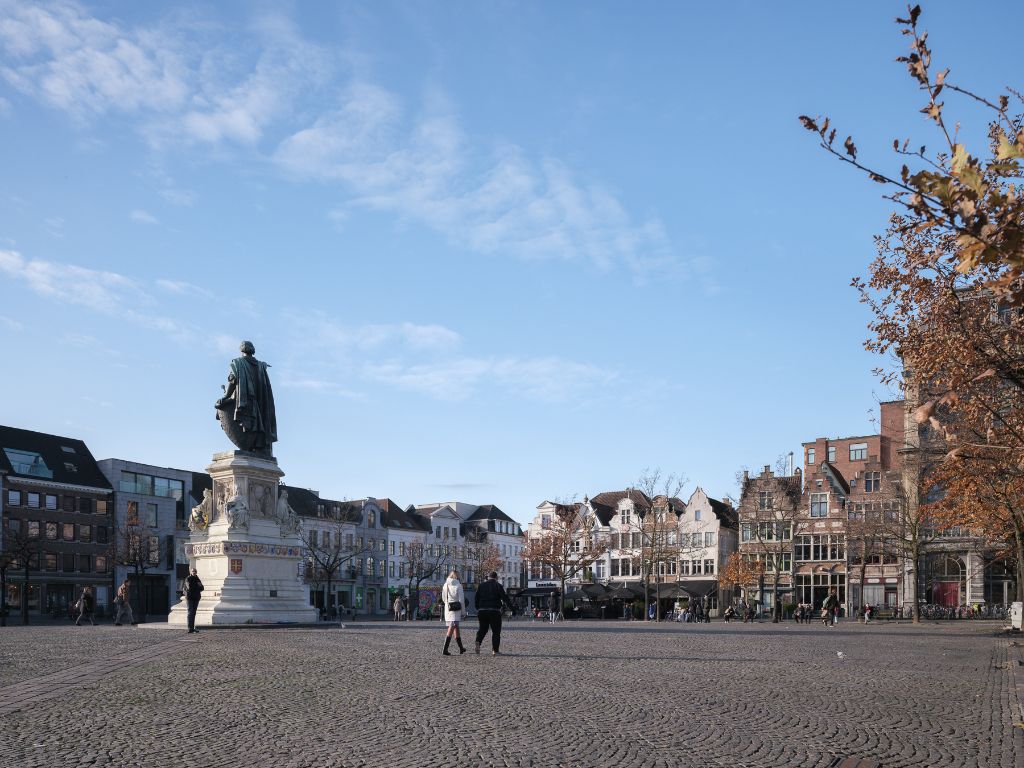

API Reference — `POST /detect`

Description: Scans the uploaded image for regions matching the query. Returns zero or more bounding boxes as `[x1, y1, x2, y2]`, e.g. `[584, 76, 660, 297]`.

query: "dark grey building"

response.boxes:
[0, 425, 114, 617]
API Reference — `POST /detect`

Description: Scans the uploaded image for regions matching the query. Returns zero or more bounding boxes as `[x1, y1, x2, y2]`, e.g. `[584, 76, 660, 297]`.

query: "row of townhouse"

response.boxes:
[523, 398, 1016, 618]
[525, 487, 740, 615]
[0, 423, 526, 620]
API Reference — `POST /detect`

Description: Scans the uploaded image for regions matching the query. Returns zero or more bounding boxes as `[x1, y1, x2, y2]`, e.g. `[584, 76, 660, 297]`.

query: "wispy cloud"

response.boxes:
[274, 85, 676, 280]
[156, 278, 212, 298]
[130, 208, 158, 224]
[288, 311, 462, 355]
[362, 356, 615, 403]
[0, 248, 191, 339]
[0, 314, 23, 330]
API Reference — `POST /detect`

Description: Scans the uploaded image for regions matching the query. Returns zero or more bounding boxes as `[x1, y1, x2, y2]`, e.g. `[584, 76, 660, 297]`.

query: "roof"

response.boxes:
[707, 496, 738, 529]
[283, 485, 363, 523]
[589, 489, 652, 526]
[0, 425, 112, 490]
[818, 461, 851, 496]
[382, 502, 431, 533]
[465, 504, 517, 525]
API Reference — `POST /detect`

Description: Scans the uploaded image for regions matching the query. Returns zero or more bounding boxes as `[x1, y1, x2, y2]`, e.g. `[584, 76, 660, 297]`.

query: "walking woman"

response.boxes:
[74, 586, 96, 626]
[441, 569, 467, 656]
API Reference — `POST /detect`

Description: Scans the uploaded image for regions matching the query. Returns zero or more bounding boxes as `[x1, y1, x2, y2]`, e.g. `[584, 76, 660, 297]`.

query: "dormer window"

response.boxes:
[621, 510, 632, 527]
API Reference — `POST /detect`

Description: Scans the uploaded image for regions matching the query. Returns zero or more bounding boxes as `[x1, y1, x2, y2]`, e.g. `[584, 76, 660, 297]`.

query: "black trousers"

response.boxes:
[476, 610, 503, 651]
[187, 599, 200, 631]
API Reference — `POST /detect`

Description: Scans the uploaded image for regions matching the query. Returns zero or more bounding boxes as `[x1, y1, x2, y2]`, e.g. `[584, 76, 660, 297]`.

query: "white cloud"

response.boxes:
[290, 311, 462, 355]
[274, 87, 675, 279]
[0, 314, 22, 330]
[130, 208, 158, 224]
[0, 248, 191, 339]
[363, 356, 614, 403]
[0, 1, 191, 119]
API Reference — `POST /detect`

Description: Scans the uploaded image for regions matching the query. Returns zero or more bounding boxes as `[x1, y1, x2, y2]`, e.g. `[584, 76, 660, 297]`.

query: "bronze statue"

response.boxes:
[215, 341, 278, 456]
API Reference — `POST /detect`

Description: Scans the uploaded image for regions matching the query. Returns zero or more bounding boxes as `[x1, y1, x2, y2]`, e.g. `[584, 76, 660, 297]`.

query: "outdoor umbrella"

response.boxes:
[609, 586, 636, 599]
[563, 589, 588, 600]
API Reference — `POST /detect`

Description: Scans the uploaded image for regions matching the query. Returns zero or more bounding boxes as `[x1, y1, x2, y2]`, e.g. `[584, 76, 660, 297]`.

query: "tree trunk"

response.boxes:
[0, 567, 6, 627]
[1014, 527, 1024, 603]
[326, 573, 333, 621]
[911, 542, 921, 624]
[859, 540, 869, 620]
[21, 561, 30, 625]
[771, 572, 779, 623]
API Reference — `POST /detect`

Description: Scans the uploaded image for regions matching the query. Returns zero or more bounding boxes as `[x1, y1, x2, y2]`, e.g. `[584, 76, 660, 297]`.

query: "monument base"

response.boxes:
[169, 451, 318, 626]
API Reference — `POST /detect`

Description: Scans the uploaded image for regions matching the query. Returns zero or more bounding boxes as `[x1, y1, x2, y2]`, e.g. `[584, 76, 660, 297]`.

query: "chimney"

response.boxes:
[743, 470, 749, 483]
[763, 464, 771, 475]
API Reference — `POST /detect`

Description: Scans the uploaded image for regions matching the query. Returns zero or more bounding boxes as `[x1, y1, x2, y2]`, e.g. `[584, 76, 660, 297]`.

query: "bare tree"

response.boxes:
[1, 523, 40, 625]
[302, 508, 367, 619]
[404, 536, 452, 620]
[630, 468, 687, 620]
[522, 499, 608, 618]
[112, 505, 161, 622]
[460, 527, 503, 587]
[737, 467, 803, 622]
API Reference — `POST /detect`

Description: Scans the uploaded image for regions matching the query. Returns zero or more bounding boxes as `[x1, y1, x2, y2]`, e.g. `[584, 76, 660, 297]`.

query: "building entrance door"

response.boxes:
[932, 582, 959, 607]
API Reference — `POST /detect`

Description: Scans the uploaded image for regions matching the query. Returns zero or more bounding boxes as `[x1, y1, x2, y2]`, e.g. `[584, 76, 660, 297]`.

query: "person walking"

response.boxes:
[440, 570, 467, 656]
[113, 578, 136, 626]
[184, 567, 204, 634]
[821, 589, 839, 628]
[475, 571, 514, 656]
[74, 586, 96, 626]
[393, 595, 403, 622]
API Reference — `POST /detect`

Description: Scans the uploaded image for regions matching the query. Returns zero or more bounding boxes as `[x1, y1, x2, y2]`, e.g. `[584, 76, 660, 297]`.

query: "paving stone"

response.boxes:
[0, 621, 1020, 767]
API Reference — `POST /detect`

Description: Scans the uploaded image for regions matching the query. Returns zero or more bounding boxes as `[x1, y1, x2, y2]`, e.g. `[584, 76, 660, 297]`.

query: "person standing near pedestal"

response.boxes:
[185, 567, 204, 634]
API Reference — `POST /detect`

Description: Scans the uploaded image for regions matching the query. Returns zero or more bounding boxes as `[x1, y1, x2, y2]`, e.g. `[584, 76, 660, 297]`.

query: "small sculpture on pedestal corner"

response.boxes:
[189, 489, 212, 532]
[275, 487, 301, 538]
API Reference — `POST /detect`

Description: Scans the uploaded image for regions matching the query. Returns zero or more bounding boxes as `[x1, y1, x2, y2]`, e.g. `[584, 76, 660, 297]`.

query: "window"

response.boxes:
[356, 537, 363, 550]
[144, 503, 158, 527]
[758, 491, 773, 510]
[621, 510, 632, 527]
[541, 515, 551, 530]
[864, 472, 881, 493]
[705, 532, 715, 547]
[45, 494, 57, 510]
[367, 511, 376, 528]
[795, 534, 845, 561]
[610, 558, 620, 577]
[691, 532, 702, 547]
[27, 493, 40, 508]
[704, 559, 715, 575]
[62, 523, 74, 541]
[379, 539, 386, 552]
[680, 559, 691, 576]
[309, 530, 318, 547]
[96, 500, 108, 514]
[399, 562, 405, 578]
[45, 553, 58, 571]
[694, 509, 702, 521]
[45, 522, 57, 540]
[80, 555, 91, 573]
[398, 541, 405, 556]
[62, 495, 75, 512]
[692, 559, 703, 575]
[62, 554, 75, 573]
[96, 526, 108, 544]
[126, 500, 139, 525]
[368, 538, 375, 551]
[7, 490, 21, 506]
[827, 446, 836, 463]
[807, 448, 815, 465]
[594, 561, 606, 580]
[28, 521, 40, 538]
[849, 443, 868, 461]
[78, 498, 92, 514]
[810, 493, 829, 518]
[366, 557, 374, 576]
[80, 525, 92, 542]
[389, 561, 395, 578]
[3, 448, 52, 478]
[95, 556, 107, 573]
[390, 541, 395, 555]
[740, 523, 754, 543]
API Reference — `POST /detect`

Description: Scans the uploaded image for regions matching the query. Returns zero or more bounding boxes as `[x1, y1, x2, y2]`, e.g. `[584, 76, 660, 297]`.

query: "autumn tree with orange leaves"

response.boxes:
[801, 5, 1024, 598]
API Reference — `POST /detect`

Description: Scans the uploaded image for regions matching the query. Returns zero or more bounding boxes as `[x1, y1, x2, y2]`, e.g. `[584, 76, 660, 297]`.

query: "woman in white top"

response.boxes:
[441, 569, 467, 655]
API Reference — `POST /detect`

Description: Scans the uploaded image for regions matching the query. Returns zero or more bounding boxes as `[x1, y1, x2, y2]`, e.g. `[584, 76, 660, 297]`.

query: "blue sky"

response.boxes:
[1, 2, 1020, 524]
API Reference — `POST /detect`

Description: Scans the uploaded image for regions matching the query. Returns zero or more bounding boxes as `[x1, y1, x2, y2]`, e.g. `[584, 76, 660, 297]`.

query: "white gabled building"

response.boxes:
[678, 487, 739, 614]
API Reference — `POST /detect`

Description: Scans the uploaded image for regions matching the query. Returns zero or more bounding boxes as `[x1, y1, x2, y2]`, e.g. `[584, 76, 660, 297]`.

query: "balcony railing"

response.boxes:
[118, 481, 181, 499]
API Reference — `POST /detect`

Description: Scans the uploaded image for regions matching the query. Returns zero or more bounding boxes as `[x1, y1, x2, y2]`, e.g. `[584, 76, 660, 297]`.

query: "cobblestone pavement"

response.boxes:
[0, 620, 1020, 768]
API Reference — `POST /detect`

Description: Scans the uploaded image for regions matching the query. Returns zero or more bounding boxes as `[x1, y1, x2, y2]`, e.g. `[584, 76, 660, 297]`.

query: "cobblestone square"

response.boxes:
[0, 620, 1021, 768]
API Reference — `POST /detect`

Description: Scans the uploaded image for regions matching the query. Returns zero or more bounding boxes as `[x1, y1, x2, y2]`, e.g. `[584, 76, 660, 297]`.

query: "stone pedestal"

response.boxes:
[168, 451, 317, 626]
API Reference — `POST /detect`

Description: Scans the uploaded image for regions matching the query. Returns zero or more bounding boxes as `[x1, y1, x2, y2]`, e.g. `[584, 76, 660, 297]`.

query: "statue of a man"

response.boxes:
[215, 341, 278, 456]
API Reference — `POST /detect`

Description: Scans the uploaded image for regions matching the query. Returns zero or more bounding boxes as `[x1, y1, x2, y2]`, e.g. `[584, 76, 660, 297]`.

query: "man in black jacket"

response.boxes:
[474, 572, 514, 656]
[185, 567, 204, 634]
